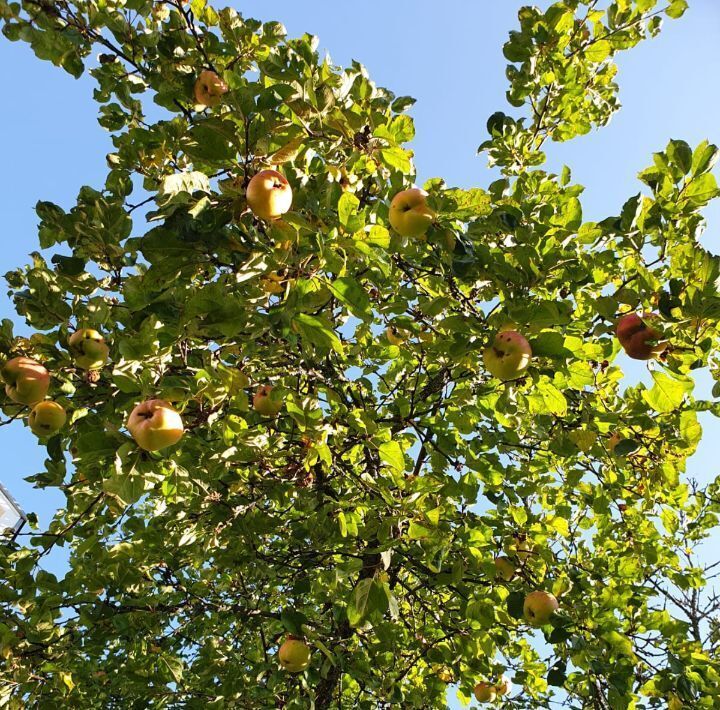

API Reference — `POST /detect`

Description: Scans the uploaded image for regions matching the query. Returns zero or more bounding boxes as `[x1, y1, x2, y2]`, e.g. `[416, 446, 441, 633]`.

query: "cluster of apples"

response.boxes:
[474, 675, 512, 703]
[127, 384, 283, 453]
[0, 329, 110, 438]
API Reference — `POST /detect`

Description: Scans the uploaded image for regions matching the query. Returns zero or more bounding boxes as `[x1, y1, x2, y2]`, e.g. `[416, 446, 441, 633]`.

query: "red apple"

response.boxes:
[616, 312, 666, 360]
[1, 357, 50, 405]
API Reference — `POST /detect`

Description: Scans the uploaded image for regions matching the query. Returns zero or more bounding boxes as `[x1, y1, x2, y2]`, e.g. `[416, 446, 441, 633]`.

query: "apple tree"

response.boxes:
[1, 0, 720, 707]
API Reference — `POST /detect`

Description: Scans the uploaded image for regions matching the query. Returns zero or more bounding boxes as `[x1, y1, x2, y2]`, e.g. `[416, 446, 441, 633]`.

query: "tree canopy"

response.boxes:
[0, 0, 719, 707]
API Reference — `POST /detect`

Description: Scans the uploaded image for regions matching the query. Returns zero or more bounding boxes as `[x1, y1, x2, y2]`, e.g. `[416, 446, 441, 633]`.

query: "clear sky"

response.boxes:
[0, 1, 719, 705]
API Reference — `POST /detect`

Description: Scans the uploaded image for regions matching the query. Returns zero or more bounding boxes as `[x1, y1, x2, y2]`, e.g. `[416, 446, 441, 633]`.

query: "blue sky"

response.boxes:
[0, 1, 719, 704]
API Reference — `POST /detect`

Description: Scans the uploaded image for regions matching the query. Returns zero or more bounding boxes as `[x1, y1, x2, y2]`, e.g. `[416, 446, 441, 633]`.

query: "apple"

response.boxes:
[68, 329, 110, 370]
[246, 170, 293, 221]
[616, 312, 666, 360]
[495, 675, 512, 697]
[127, 399, 184, 451]
[1, 357, 50, 405]
[28, 401, 67, 437]
[494, 556, 516, 581]
[507, 536, 534, 563]
[388, 188, 435, 238]
[386, 326, 408, 346]
[278, 637, 310, 673]
[193, 69, 228, 108]
[474, 682, 497, 703]
[253, 385, 282, 417]
[523, 590, 559, 627]
[483, 331, 532, 381]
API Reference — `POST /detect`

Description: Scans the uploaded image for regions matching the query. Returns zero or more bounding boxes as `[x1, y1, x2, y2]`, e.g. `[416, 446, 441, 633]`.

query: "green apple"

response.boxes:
[246, 170, 293, 221]
[523, 590, 559, 627]
[193, 69, 228, 108]
[483, 330, 532, 381]
[494, 556, 516, 581]
[495, 675, 512, 697]
[253, 385, 283, 417]
[474, 682, 497, 703]
[68, 329, 109, 370]
[28, 401, 66, 437]
[388, 188, 435, 238]
[278, 637, 310, 673]
[1, 357, 50, 405]
[128, 399, 184, 451]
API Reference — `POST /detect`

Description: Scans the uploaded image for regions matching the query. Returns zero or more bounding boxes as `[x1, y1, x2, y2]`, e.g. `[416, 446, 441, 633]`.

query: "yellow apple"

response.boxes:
[388, 188, 435, 238]
[246, 169, 293, 221]
[28, 401, 66, 437]
[523, 591, 559, 627]
[68, 329, 110, 370]
[278, 637, 310, 673]
[483, 331, 532, 381]
[494, 556, 516, 581]
[1, 357, 50, 405]
[386, 326, 408, 346]
[253, 385, 282, 417]
[495, 675, 512, 696]
[127, 399, 184, 451]
[474, 682, 497, 703]
[193, 69, 228, 108]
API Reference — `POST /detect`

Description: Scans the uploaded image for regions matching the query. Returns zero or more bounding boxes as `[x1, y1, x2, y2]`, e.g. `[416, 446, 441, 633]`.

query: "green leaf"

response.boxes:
[585, 40, 611, 63]
[378, 440, 404, 473]
[159, 171, 210, 197]
[293, 313, 344, 355]
[641, 371, 694, 413]
[685, 172, 719, 206]
[667, 139, 692, 174]
[679, 411, 702, 451]
[547, 661, 567, 687]
[666, 0, 688, 18]
[338, 192, 361, 231]
[327, 277, 371, 320]
[528, 381, 568, 417]
[347, 578, 388, 627]
[507, 591, 525, 620]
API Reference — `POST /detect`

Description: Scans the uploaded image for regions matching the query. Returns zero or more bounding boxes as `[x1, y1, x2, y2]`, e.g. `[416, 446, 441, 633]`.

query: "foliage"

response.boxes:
[0, 0, 718, 708]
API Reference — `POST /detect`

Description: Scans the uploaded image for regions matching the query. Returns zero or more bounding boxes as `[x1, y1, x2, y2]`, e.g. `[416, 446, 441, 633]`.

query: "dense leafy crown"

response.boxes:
[0, 0, 719, 708]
